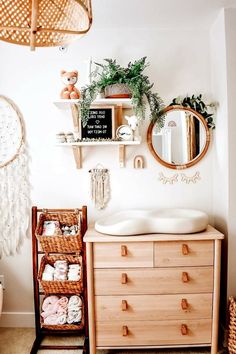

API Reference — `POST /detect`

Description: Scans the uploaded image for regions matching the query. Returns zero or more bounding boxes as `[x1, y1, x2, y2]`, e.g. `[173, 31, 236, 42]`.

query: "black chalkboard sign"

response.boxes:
[81, 106, 115, 140]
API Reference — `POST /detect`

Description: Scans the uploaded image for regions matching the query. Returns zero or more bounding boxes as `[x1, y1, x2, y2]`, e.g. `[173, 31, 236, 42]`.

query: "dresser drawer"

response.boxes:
[96, 319, 212, 346]
[94, 267, 213, 295]
[95, 293, 212, 321]
[155, 240, 214, 267]
[93, 242, 153, 268]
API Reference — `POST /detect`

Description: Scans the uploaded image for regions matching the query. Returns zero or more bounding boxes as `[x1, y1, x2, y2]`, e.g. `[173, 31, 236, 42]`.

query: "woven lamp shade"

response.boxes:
[0, 0, 92, 50]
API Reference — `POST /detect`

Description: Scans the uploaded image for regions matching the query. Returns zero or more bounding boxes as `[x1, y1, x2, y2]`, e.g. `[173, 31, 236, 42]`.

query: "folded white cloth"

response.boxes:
[57, 314, 67, 325]
[68, 295, 82, 308]
[42, 264, 55, 281]
[67, 308, 82, 324]
[44, 264, 55, 273]
[42, 273, 54, 281]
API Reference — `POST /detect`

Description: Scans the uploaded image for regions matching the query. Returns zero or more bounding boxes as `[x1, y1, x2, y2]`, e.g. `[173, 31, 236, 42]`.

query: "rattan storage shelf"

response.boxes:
[31, 206, 88, 354]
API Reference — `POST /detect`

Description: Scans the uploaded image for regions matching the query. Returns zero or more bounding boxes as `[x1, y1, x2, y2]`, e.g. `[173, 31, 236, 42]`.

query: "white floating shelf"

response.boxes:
[53, 98, 133, 109]
[56, 139, 141, 169]
[56, 140, 141, 147]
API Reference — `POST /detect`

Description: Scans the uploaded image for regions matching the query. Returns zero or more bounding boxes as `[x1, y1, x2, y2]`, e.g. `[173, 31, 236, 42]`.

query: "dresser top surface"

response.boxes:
[84, 225, 224, 242]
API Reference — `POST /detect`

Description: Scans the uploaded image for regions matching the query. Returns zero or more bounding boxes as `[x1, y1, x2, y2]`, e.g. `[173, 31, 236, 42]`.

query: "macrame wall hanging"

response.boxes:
[0, 96, 30, 258]
[89, 165, 110, 210]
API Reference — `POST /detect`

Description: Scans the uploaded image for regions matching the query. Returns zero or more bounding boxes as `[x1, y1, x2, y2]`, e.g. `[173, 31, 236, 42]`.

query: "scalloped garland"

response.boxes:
[158, 172, 178, 185]
[181, 172, 201, 184]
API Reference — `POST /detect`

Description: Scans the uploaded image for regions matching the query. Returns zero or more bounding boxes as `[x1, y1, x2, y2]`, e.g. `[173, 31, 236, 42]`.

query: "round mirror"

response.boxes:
[147, 105, 210, 169]
[0, 96, 24, 168]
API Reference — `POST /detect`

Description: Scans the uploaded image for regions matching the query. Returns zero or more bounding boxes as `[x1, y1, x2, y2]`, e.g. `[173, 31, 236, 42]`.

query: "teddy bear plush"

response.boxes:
[60, 70, 80, 99]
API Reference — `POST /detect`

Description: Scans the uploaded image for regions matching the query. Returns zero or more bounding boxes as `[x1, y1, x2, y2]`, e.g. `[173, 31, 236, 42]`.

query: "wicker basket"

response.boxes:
[38, 255, 83, 294]
[229, 297, 236, 353]
[35, 211, 82, 253]
[41, 295, 84, 331]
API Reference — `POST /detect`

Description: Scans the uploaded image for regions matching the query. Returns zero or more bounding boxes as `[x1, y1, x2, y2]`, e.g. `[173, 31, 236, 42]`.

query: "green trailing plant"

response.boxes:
[169, 94, 215, 129]
[80, 57, 165, 128]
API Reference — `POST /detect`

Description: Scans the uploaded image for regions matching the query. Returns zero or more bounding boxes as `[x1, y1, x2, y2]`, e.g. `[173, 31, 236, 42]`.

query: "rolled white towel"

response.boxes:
[42, 296, 59, 311]
[57, 314, 67, 325]
[67, 308, 82, 324]
[68, 295, 82, 308]
[44, 314, 58, 325]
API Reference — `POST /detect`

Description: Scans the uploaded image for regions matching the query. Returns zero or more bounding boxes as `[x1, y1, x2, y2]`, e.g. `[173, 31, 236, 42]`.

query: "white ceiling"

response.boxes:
[92, 0, 236, 30]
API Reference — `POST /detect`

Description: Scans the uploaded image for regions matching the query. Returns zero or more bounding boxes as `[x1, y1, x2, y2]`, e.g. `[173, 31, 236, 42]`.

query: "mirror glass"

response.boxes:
[148, 107, 210, 169]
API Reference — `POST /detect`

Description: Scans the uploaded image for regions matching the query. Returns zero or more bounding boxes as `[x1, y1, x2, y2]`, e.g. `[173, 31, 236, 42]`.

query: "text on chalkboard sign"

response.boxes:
[81, 106, 115, 140]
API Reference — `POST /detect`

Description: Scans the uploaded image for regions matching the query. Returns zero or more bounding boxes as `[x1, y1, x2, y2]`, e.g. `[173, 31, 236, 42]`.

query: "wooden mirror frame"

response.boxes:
[147, 105, 211, 170]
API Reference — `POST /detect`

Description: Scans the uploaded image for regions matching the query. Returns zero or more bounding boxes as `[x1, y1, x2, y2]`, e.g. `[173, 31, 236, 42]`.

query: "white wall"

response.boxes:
[210, 10, 236, 332]
[225, 8, 236, 298]
[210, 9, 229, 328]
[0, 27, 213, 326]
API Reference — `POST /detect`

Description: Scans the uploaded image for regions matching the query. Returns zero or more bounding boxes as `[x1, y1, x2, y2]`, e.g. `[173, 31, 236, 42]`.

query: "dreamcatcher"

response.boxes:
[0, 96, 30, 257]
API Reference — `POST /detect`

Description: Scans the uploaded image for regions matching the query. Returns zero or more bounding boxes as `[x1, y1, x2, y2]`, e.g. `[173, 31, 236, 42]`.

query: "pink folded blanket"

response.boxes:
[42, 295, 82, 325]
[41, 296, 68, 319]
[42, 296, 59, 311]
[44, 313, 67, 325]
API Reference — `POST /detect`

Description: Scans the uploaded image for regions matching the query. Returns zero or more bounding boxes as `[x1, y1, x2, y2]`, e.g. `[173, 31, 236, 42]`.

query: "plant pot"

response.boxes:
[104, 84, 131, 99]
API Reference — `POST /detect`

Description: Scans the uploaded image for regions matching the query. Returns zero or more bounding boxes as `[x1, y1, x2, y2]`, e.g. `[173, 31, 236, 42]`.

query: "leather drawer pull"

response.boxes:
[182, 272, 189, 283]
[181, 298, 189, 310]
[182, 244, 189, 255]
[181, 324, 188, 335]
[122, 325, 128, 336]
[121, 245, 127, 256]
[121, 273, 128, 284]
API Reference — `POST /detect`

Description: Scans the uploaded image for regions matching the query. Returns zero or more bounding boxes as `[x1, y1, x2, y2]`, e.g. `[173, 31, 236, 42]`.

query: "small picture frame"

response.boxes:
[80, 105, 115, 140]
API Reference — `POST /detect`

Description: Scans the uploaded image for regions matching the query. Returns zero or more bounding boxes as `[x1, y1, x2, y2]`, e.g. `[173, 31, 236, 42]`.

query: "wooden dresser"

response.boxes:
[84, 225, 224, 354]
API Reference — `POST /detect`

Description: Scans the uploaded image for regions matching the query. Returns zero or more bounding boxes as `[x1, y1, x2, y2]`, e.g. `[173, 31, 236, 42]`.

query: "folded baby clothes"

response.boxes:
[68, 295, 82, 308]
[57, 314, 67, 325]
[42, 221, 62, 236]
[44, 313, 67, 325]
[41, 296, 60, 318]
[44, 314, 59, 325]
[42, 264, 55, 281]
[67, 295, 82, 324]
[68, 264, 81, 281]
[61, 224, 79, 235]
[42, 296, 59, 311]
[42, 295, 82, 326]
[67, 308, 82, 324]
[42, 296, 68, 324]
[54, 260, 68, 281]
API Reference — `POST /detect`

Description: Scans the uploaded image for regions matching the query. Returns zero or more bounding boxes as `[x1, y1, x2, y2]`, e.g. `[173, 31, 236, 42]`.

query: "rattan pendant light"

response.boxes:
[0, 0, 92, 51]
